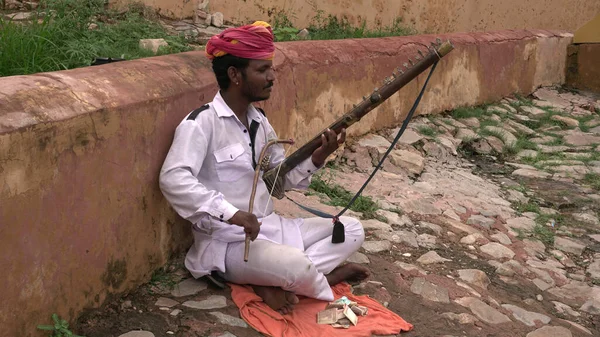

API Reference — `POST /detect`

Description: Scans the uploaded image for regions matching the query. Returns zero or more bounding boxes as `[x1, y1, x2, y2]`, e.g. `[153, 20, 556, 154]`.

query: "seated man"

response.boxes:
[159, 21, 369, 314]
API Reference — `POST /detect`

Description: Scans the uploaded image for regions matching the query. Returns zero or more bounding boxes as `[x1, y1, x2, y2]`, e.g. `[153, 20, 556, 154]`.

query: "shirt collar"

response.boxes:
[213, 91, 263, 123]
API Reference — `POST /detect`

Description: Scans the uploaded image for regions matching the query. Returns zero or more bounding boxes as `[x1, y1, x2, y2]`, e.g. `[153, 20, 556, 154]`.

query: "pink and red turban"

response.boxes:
[205, 21, 275, 60]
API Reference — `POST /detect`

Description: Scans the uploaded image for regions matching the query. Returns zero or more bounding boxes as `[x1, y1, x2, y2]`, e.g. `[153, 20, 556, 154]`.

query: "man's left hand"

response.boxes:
[311, 128, 346, 167]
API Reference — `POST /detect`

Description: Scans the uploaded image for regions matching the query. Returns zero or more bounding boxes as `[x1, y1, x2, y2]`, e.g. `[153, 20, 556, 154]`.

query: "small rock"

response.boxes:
[375, 230, 418, 247]
[472, 139, 493, 154]
[441, 312, 478, 324]
[455, 128, 478, 141]
[155, 297, 179, 308]
[211, 12, 224, 27]
[508, 120, 536, 135]
[362, 219, 393, 232]
[505, 217, 536, 231]
[296, 29, 310, 40]
[397, 129, 424, 145]
[410, 278, 450, 303]
[572, 212, 600, 226]
[171, 278, 208, 297]
[215, 333, 237, 337]
[532, 278, 553, 291]
[170, 309, 182, 316]
[512, 168, 551, 179]
[522, 106, 548, 117]
[417, 234, 437, 249]
[554, 237, 586, 256]
[480, 243, 515, 259]
[486, 136, 505, 152]
[568, 273, 586, 281]
[347, 252, 370, 264]
[526, 326, 572, 337]
[362, 240, 392, 253]
[418, 221, 443, 235]
[564, 131, 600, 146]
[209, 312, 248, 328]
[394, 261, 426, 275]
[587, 260, 600, 280]
[551, 115, 579, 127]
[455, 297, 512, 324]
[4, 12, 33, 21]
[460, 233, 485, 245]
[458, 269, 491, 289]
[491, 233, 512, 245]
[389, 150, 425, 176]
[487, 106, 508, 114]
[552, 301, 580, 317]
[559, 319, 593, 335]
[182, 295, 227, 310]
[501, 304, 551, 327]
[139, 39, 168, 54]
[417, 251, 451, 265]
[517, 150, 538, 158]
[88, 23, 99, 30]
[461, 117, 480, 127]
[118, 332, 155, 337]
[537, 294, 544, 301]
[467, 215, 495, 229]
[580, 299, 600, 314]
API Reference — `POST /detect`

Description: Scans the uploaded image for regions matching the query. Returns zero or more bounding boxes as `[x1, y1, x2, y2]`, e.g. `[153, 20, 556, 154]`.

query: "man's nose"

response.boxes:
[267, 68, 276, 82]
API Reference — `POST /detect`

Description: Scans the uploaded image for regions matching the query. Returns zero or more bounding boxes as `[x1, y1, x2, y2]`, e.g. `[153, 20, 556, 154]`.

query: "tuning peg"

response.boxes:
[418, 50, 424, 58]
[436, 38, 442, 45]
[403, 62, 409, 68]
[400, 69, 405, 75]
[415, 55, 421, 61]
[409, 58, 414, 65]
[363, 95, 367, 100]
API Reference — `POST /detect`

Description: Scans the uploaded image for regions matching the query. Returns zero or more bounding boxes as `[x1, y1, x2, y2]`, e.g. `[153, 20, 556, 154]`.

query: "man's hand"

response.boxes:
[228, 211, 261, 241]
[311, 128, 346, 167]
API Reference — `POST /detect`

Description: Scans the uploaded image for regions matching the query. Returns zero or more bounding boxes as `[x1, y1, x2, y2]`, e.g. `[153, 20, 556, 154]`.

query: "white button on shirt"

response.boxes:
[159, 91, 321, 278]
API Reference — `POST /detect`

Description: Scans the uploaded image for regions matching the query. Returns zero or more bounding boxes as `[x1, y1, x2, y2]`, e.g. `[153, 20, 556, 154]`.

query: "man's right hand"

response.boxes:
[228, 211, 261, 241]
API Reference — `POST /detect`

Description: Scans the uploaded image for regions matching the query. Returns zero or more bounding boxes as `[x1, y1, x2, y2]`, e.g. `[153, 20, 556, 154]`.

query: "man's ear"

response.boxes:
[227, 66, 242, 86]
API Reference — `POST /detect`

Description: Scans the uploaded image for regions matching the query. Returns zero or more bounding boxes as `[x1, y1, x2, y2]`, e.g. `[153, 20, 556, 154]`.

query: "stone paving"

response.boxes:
[76, 86, 600, 337]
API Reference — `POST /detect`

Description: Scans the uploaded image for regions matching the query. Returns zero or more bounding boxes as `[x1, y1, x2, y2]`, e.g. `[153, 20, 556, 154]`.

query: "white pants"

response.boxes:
[221, 216, 365, 301]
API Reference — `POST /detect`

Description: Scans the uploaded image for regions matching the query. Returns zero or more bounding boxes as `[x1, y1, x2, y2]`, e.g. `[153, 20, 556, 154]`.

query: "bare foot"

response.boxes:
[252, 286, 299, 315]
[326, 263, 370, 286]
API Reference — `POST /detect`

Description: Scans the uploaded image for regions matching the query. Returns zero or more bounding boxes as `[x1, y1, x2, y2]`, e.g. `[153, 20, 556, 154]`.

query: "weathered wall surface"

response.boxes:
[111, 0, 599, 34]
[0, 29, 571, 337]
[567, 44, 600, 93]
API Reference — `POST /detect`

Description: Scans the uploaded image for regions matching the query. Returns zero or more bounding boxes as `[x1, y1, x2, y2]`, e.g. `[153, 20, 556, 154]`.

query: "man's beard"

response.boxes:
[242, 81, 273, 102]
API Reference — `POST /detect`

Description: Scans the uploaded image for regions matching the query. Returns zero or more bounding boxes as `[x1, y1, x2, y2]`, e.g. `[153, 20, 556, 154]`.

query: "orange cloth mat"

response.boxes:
[229, 282, 414, 337]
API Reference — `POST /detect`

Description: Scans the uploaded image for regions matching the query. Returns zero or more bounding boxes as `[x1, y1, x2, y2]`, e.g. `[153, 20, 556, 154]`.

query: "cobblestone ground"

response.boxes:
[76, 86, 600, 337]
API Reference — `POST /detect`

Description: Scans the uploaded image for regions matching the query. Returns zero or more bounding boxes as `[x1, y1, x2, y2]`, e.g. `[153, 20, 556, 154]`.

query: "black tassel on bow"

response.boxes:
[332, 217, 345, 243]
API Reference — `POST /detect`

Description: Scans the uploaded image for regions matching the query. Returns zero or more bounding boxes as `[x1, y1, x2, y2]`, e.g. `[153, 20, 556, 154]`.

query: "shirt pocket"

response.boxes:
[213, 143, 251, 182]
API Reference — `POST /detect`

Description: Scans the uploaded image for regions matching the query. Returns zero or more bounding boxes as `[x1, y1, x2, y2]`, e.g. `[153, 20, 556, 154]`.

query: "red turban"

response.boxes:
[205, 21, 275, 60]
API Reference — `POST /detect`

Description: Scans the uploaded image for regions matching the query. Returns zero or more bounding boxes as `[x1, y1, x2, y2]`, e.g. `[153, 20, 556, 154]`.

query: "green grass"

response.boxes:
[533, 224, 555, 246]
[273, 11, 415, 42]
[149, 267, 177, 291]
[584, 173, 600, 191]
[308, 174, 380, 219]
[577, 115, 596, 132]
[514, 201, 541, 214]
[0, 0, 192, 77]
[451, 105, 490, 119]
[416, 125, 438, 137]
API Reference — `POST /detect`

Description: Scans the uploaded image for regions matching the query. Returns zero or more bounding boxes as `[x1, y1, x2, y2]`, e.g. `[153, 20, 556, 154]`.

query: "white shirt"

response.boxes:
[159, 91, 321, 278]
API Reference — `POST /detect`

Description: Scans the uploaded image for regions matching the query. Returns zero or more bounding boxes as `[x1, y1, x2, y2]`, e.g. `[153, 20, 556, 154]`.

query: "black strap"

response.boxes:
[249, 120, 260, 169]
[285, 60, 440, 243]
[187, 104, 210, 120]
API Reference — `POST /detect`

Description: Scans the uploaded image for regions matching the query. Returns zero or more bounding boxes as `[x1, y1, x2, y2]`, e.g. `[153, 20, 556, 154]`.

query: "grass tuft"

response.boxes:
[309, 174, 380, 219]
[0, 0, 192, 77]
